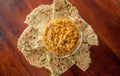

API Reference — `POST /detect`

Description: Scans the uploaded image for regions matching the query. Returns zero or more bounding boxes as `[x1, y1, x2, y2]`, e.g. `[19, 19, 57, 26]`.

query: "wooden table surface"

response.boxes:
[0, 0, 120, 76]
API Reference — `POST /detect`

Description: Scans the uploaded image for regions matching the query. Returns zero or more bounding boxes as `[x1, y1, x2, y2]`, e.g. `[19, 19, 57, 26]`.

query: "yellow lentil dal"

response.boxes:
[43, 18, 79, 55]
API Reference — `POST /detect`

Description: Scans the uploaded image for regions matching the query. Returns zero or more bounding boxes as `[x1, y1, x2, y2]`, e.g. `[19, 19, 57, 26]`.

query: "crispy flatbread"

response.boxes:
[53, 0, 96, 72]
[69, 43, 91, 71]
[84, 26, 99, 45]
[17, 4, 53, 68]
[47, 53, 74, 75]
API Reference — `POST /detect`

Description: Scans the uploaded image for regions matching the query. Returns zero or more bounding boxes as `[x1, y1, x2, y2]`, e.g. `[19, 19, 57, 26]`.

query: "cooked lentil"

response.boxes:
[43, 18, 79, 55]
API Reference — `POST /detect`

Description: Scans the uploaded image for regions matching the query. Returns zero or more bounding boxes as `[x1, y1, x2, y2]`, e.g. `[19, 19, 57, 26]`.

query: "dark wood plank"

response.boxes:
[0, 0, 120, 76]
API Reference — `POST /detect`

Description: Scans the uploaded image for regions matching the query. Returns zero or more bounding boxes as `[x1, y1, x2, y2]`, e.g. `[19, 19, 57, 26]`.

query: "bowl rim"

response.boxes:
[44, 16, 83, 58]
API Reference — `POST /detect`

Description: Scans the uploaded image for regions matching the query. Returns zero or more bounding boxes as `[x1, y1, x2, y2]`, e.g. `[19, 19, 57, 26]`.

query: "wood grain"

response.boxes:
[0, 0, 120, 76]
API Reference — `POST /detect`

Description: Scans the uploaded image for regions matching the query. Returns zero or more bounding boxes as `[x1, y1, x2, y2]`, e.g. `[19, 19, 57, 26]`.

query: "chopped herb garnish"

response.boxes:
[64, 0, 67, 4]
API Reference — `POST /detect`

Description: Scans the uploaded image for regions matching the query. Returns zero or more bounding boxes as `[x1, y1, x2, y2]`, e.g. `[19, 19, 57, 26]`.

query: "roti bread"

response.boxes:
[17, 4, 53, 68]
